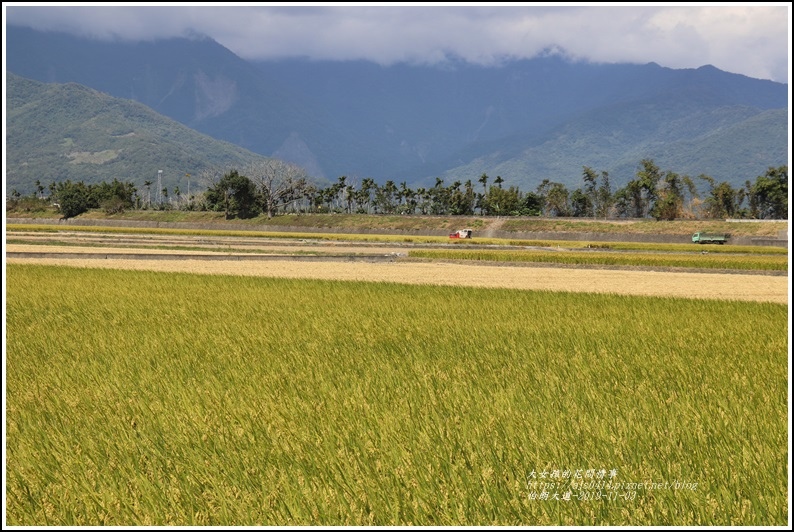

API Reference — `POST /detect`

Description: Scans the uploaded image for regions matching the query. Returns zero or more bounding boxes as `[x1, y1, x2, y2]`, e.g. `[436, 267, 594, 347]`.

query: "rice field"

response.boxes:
[5, 264, 789, 526]
[407, 249, 788, 271]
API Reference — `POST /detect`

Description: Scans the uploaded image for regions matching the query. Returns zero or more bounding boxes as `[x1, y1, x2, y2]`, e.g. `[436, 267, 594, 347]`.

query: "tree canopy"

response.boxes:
[13, 161, 788, 221]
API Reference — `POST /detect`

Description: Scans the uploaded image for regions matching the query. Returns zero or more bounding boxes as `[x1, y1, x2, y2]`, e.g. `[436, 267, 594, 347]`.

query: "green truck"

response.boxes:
[692, 232, 729, 245]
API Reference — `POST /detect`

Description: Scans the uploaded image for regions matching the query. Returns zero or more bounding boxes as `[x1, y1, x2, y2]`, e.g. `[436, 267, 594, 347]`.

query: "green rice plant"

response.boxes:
[503, 240, 788, 255]
[407, 249, 788, 271]
[6, 265, 788, 526]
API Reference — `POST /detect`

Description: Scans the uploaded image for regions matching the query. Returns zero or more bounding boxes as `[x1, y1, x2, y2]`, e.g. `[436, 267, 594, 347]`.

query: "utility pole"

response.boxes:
[157, 170, 163, 204]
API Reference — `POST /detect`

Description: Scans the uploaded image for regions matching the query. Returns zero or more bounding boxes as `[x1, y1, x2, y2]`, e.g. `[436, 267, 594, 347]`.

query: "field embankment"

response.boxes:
[6, 211, 789, 245]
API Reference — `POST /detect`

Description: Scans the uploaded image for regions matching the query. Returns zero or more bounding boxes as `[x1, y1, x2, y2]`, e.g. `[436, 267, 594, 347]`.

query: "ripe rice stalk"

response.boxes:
[5, 264, 787, 526]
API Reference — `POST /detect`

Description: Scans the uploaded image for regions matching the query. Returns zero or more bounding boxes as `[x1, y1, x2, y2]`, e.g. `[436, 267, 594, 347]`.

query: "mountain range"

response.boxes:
[5, 72, 283, 196]
[5, 25, 789, 195]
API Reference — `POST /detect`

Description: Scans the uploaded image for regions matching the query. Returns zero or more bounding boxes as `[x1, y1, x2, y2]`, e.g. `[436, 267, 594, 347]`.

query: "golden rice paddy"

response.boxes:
[5, 242, 788, 304]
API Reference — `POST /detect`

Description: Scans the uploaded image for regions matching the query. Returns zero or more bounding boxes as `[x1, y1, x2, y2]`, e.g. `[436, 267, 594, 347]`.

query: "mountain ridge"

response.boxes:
[6, 25, 788, 194]
[5, 72, 300, 195]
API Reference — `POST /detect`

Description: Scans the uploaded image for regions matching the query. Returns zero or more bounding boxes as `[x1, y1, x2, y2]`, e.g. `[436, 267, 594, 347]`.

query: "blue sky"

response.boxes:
[3, 3, 791, 83]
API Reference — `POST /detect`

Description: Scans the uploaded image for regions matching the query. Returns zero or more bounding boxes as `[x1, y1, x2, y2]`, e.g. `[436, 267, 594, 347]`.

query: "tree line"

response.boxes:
[8, 159, 788, 221]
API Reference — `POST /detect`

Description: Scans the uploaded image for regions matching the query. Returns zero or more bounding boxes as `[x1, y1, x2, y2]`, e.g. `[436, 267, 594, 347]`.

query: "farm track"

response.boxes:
[5, 231, 788, 304]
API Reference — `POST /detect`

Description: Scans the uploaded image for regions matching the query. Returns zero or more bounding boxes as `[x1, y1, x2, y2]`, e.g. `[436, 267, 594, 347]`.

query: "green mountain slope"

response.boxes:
[5, 72, 285, 195]
[432, 97, 787, 191]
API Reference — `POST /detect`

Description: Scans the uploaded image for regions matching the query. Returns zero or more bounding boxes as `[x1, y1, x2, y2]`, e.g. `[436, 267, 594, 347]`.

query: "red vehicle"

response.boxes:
[449, 229, 473, 239]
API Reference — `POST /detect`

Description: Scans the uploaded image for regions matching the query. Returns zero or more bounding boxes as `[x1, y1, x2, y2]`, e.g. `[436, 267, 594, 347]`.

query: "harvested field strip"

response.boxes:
[408, 249, 788, 271]
[5, 257, 787, 303]
[5, 243, 408, 261]
[6, 265, 788, 526]
[6, 252, 399, 263]
[5, 242, 392, 257]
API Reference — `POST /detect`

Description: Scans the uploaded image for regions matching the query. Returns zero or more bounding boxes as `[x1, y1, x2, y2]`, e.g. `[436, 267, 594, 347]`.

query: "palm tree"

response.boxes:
[359, 178, 375, 213]
[479, 173, 489, 195]
[143, 180, 153, 207]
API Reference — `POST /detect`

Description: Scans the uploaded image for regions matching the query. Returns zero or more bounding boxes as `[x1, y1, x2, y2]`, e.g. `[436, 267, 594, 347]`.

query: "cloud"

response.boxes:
[4, 4, 790, 82]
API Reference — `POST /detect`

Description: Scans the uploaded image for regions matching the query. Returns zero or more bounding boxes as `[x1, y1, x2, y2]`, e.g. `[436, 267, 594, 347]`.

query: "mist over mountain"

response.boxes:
[6, 25, 788, 194]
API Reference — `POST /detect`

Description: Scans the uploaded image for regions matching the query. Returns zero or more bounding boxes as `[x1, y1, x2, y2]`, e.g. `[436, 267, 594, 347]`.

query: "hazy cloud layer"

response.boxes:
[4, 4, 790, 82]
